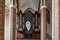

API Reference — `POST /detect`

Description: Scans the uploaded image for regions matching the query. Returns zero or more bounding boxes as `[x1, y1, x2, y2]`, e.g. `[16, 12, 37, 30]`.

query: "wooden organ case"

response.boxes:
[17, 8, 40, 39]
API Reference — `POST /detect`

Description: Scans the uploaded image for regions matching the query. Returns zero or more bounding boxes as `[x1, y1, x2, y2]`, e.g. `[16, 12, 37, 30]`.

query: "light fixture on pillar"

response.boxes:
[40, 6, 47, 10]
[9, 4, 16, 8]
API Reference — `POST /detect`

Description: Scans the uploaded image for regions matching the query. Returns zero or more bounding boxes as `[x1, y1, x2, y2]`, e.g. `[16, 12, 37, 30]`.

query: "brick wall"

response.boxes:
[0, 0, 5, 40]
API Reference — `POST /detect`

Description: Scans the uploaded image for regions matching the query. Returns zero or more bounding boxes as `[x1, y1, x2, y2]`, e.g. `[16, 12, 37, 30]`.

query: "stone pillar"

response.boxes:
[9, 0, 16, 40]
[12, 8, 16, 40]
[12, 0, 16, 40]
[52, 0, 59, 40]
[13, 0, 16, 40]
[41, 8, 47, 40]
[0, 0, 5, 40]
[41, 0, 47, 40]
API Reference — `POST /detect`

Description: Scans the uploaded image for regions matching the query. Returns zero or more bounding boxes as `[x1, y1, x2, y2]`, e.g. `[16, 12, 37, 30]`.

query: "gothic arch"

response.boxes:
[24, 8, 35, 14]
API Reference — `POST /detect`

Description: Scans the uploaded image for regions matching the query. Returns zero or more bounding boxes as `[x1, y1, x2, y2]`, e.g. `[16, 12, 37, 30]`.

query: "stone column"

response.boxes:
[40, 0, 47, 40]
[9, 0, 16, 40]
[41, 8, 47, 40]
[0, 0, 5, 40]
[12, 8, 16, 40]
[52, 0, 59, 40]
[12, 0, 16, 40]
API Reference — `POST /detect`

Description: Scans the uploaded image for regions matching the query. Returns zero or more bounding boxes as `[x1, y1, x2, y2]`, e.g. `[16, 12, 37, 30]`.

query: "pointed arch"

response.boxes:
[24, 8, 35, 14]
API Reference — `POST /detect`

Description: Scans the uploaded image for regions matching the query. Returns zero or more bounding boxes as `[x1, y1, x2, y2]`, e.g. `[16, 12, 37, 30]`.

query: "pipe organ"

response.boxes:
[17, 9, 40, 39]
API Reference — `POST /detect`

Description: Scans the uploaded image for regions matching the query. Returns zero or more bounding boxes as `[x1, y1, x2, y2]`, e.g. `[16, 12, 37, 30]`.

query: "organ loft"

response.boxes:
[0, 0, 59, 40]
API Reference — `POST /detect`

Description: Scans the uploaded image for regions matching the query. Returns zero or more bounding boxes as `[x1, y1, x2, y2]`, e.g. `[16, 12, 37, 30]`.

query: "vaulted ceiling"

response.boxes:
[18, 0, 39, 12]
[18, 0, 52, 13]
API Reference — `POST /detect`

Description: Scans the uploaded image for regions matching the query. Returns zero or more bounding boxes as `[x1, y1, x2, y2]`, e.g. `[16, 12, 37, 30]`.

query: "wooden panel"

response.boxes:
[17, 32, 40, 39]
[17, 33, 24, 39]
